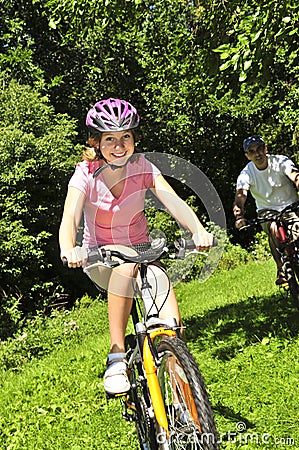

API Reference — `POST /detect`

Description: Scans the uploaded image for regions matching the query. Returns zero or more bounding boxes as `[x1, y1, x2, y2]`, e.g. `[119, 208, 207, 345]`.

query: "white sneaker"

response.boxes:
[104, 355, 130, 396]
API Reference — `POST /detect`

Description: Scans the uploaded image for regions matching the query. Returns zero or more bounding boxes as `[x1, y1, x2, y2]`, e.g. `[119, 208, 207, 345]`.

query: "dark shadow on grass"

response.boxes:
[184, 292, 299, 430]
[213, 404, 255, 430]
[184, 291, 299, 361]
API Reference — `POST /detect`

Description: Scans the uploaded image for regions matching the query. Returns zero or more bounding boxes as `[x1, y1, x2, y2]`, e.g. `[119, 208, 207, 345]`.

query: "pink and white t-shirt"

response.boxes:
[68, 154, 161, 247]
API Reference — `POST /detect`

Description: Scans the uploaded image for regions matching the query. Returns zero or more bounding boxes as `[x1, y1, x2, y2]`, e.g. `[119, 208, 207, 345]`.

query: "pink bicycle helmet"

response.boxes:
[86, 98, 140, 132]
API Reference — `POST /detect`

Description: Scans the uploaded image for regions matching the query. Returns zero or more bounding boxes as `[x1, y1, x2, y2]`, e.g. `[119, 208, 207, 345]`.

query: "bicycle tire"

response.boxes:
[125, 334, 159, 450]
[156, 337, 219, 450]
[289, 266, 299, 310]
[282, 260, 299, 310]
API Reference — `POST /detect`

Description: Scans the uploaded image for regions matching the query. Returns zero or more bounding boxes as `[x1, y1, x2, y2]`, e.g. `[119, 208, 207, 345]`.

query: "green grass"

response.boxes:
[176, 260, 299, 449]
[0, 260, 299, 449]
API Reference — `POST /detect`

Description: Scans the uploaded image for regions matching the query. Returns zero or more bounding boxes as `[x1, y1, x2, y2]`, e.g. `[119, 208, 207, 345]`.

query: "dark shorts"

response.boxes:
[257, 209, 299, 241]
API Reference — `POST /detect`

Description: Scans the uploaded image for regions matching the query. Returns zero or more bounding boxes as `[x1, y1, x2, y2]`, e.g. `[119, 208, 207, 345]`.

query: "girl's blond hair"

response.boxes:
[82, 134, 101, 162]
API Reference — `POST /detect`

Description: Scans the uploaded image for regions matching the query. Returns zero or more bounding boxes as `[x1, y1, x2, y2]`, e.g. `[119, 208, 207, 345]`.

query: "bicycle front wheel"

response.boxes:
[156, 337, 219, 450]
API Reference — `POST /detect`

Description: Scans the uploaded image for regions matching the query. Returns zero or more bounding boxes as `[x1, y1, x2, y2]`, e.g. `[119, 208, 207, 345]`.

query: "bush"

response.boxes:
[218, 240, 252, 271]
[218, 231, 271, 272]
[0, 77, 93, 338]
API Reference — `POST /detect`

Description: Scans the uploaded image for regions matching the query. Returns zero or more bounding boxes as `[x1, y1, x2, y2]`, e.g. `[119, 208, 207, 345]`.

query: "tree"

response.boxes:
[0, 77, 96, 337]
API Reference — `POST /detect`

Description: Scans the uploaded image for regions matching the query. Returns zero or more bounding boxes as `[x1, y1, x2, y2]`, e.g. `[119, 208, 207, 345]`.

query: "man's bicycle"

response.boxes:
[239, 201, 299, 310]
[84, 238, 219, 450]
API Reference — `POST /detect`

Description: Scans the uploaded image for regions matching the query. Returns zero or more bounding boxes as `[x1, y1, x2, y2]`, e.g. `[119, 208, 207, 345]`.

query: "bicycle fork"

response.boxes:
[140, 327, 177, 437]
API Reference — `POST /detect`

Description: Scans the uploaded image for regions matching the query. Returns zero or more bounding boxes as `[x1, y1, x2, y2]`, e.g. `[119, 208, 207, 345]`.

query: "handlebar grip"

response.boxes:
[177, 237, 218, 250]
[175, 238, 195, 250]
[185, 239, 196, 249]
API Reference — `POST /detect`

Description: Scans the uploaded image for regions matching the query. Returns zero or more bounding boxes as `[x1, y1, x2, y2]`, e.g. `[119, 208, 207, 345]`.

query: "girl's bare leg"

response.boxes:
[108, 293, 133, 353]
[107, 263, 135, 353]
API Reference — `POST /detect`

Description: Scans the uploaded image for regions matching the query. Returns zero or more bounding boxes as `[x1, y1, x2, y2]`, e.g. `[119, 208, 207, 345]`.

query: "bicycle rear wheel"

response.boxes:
[156, 337, 219, 450]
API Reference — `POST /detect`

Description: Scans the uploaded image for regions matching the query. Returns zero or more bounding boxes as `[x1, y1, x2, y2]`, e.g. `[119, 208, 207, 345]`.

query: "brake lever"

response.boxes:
[239, 220, 257, 231]
[239, 224, 251, 231]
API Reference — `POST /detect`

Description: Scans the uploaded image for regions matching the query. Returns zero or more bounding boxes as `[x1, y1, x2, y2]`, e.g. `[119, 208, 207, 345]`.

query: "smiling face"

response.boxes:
[245, 143, 268, 170]
[99, 130, 135, 166]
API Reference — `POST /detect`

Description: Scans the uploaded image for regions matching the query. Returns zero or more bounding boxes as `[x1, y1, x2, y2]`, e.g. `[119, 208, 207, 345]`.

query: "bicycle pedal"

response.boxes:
[280, 282, 289, 289]
[105, 391, 128, 400]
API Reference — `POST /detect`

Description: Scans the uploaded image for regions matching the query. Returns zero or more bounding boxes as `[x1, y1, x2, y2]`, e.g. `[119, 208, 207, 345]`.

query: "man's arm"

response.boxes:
[233, 189, 248, 228]
[287, 168, 299, 190]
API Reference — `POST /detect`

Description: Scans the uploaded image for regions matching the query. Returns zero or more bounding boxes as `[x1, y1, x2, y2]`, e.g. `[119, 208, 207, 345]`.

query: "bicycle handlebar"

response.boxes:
[238, 218, 265, 231]
[238, 201, 299, 232]
[87, 237, 218, 265]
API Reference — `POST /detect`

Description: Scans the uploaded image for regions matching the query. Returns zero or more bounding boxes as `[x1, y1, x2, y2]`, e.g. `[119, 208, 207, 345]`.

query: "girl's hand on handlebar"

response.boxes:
[61, 246, 88, 268]
[192, 230, 214, 250]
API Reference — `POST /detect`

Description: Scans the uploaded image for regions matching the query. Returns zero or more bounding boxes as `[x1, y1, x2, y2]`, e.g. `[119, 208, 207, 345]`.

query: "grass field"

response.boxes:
[0, 259, 298, 449]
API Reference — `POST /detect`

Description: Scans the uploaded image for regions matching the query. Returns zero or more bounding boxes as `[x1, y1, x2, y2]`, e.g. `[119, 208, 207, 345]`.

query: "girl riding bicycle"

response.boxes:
[59, 98, 213, 396]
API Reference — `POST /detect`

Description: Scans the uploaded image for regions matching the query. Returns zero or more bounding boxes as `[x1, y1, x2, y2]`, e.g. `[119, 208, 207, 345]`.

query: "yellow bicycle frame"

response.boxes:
[142, 328, 176, 436]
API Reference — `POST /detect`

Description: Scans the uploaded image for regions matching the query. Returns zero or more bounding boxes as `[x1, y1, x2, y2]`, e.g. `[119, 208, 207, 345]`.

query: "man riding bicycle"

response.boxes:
[233, 135, 299, 285]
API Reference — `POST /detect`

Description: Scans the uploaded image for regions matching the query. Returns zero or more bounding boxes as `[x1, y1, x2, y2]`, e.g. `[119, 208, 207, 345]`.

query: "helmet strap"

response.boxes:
[93, 155, 133, 178]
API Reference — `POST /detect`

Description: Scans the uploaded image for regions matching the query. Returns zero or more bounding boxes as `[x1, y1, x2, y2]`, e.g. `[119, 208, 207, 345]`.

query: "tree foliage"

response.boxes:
[0, 78, 96, 337]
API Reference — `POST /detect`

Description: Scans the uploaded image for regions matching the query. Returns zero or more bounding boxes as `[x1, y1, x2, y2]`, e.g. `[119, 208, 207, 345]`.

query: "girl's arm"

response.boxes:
[59, 187, 87, 267]
[151, 174, 214, 249]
